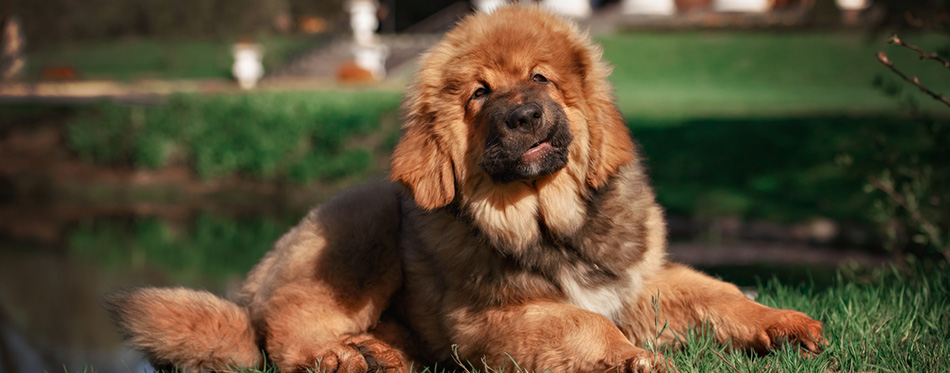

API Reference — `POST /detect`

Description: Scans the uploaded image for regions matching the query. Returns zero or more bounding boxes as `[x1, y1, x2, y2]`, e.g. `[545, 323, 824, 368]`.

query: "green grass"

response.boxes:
[600, 31, 950, 120]
[718, 265, 949, 373]
[24, 34, 325, 81]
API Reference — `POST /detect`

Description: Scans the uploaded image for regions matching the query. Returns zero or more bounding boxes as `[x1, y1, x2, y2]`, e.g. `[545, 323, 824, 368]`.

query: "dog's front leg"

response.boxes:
[619, 263, 825, 355]
[447, 301, 667, 372]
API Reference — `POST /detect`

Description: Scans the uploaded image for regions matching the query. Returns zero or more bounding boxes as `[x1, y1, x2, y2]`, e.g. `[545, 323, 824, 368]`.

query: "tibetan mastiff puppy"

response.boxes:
[107, 6, 825, 372]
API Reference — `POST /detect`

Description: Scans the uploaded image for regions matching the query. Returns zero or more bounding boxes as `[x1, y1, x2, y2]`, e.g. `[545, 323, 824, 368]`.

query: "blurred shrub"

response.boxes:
[867, 36, 950, 266]
[633, 117, 906, 224]
[67, 103, 138, 164]
[67, 91, 400, 183]
[288, 149, 373, 183]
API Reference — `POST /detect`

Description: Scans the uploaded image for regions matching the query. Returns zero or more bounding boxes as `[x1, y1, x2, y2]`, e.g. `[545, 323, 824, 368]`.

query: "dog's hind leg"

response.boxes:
[619, 263, 825, 355]
[242, 181, 410, 372]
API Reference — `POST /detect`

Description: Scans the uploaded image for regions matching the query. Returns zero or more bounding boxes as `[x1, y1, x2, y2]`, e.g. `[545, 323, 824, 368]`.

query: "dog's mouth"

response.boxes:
[522, 140, 555, 163]
[479, 126, 571, 184]
[477, 95, 573, 184]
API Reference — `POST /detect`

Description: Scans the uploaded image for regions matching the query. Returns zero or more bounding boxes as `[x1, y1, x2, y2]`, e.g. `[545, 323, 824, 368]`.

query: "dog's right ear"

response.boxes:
[390, 113, 455, 210]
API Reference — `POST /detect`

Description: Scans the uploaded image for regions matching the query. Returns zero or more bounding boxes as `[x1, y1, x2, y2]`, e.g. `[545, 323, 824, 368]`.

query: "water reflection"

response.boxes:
[0, 213, 301, 372]
[0, 243, 149, 372]
[69, 215, 294, 287]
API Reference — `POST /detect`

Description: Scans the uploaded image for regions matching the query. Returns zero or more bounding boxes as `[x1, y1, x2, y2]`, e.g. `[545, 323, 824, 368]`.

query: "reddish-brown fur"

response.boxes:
[106, 6, 824, 373]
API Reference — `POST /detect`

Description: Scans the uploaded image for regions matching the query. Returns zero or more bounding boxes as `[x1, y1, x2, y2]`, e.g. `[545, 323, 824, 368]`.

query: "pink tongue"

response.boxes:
[522, 142, 553, 162]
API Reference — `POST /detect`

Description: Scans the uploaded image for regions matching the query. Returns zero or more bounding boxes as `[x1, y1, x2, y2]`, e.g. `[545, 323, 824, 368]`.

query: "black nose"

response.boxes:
[505, 103, 542, 130]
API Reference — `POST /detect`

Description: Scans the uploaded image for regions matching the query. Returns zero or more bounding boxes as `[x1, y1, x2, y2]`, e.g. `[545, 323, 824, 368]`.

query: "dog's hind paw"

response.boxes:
[345, 334, 411, 372]
[282, 342, 368, 373]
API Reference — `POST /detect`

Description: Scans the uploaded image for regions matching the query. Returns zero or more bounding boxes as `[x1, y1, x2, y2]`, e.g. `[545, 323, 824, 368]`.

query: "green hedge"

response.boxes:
[632, 116, 943, 224]
[67, 91, 401, 183]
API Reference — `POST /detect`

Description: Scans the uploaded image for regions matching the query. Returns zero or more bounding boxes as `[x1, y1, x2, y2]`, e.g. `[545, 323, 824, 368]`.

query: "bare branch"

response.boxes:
[888, 34, 950, 70]
[876, 51, 950, 108]
[869, 176, 947, 257]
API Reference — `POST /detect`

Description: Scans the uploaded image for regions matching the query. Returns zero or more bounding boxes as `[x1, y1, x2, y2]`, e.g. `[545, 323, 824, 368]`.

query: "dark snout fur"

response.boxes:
[477, 87, 573, 183]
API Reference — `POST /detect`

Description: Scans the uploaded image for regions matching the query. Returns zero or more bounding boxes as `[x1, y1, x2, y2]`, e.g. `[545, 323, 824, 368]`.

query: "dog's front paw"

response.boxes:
[757, 309, 826, 354]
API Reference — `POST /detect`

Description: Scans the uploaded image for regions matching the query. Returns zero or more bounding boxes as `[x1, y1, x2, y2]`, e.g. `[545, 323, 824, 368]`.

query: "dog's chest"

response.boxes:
[557, 268, 641, 325]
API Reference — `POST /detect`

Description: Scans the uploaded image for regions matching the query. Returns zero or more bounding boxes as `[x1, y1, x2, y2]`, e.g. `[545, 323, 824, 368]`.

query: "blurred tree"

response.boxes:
[872, 0, 950, 32]
[1, 0, 470, 45]
[2, 0, 293, 46]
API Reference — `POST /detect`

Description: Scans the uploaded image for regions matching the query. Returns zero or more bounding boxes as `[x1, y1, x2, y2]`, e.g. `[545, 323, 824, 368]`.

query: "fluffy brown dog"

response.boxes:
[107, 6, 825, 372]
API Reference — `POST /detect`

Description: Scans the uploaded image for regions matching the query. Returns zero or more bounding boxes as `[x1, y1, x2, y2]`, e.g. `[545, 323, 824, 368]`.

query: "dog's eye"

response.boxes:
[532, 73, 549, 84]
[472, 86, 490, 100]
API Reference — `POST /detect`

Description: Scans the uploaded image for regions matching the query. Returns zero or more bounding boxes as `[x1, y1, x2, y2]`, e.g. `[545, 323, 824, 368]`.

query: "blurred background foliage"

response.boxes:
[66, 91, 400, 182]
[1, 0, 458, 46]
[4, 0, 291, 45]
[870, 0, 950, 32]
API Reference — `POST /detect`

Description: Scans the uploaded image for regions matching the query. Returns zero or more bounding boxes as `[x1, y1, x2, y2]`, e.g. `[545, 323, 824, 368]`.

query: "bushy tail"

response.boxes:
[105, 287, 262, 372]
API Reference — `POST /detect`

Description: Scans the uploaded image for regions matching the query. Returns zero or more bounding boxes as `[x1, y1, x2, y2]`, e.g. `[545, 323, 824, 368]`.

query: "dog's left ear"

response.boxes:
[390, 113, 456, 210]
[581, 49, 635, 189]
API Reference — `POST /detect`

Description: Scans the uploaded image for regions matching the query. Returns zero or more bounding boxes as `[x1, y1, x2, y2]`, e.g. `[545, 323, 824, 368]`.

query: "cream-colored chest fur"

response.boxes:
[557, 235, 668, 325]
[558, 268, 642, 325]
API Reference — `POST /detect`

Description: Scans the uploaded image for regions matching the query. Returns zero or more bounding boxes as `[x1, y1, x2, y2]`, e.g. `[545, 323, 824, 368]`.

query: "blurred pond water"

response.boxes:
[0, 211, 303, 372]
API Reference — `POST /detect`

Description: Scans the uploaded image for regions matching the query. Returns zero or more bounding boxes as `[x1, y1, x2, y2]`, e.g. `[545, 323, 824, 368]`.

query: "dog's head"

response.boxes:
[391, 6, 634, 210]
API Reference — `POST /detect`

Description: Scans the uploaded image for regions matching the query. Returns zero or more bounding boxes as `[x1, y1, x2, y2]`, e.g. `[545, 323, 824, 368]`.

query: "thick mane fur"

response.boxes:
[391, 10, 664, 360]
[390, 6, 635, 251]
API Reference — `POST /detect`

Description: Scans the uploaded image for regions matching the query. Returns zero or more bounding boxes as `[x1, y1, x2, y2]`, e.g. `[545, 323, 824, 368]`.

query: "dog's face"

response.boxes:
[471, 64, 574, 184]
[391, 6, 634, 212]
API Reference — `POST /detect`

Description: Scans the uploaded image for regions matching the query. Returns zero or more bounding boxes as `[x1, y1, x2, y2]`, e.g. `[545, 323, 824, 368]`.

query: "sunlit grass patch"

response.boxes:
[600, 32, 950, 119]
